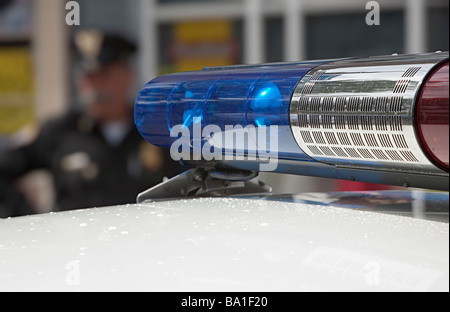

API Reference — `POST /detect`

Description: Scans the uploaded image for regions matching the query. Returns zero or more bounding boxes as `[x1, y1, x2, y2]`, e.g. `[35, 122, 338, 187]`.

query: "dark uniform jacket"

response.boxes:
[0, 111, 184, 215]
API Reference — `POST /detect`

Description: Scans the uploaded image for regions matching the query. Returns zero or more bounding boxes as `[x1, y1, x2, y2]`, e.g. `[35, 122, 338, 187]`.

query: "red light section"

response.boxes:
[416, 61, 449, 172]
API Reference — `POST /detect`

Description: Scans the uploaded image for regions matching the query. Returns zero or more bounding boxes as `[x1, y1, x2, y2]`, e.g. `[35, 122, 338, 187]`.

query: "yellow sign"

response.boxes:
[0, 47, 34, 134]
[167, 20, 239, 73]
[174, 20, 232, 43]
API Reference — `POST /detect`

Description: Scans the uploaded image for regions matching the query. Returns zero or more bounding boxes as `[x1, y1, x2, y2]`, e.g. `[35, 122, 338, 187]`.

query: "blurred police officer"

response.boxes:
[0, 31, 184, 216]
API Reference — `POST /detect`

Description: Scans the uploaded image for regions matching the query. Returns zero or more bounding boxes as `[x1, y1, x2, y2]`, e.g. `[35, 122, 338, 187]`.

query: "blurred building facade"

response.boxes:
[0, 0, 449, 203]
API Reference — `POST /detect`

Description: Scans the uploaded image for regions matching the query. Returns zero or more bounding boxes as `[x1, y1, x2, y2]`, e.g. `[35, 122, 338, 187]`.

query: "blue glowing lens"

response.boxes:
[135, 61, 327, 161]
[249, 82, 282, 127]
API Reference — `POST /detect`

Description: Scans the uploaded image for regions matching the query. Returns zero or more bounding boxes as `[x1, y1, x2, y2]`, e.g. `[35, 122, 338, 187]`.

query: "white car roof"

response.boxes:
[0, 196, 448, 292]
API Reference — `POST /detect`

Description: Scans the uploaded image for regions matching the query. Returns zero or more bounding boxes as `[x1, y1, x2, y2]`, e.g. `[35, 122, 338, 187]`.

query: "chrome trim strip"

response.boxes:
[290, 52, 449, 174]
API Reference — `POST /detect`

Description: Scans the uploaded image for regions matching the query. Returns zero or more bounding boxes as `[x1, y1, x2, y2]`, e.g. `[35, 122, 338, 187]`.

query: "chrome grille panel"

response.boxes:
[290, 53, 449, 174]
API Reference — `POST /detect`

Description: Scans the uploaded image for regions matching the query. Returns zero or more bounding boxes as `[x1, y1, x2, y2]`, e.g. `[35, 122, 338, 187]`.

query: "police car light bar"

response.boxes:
[135, 52, 449, 191]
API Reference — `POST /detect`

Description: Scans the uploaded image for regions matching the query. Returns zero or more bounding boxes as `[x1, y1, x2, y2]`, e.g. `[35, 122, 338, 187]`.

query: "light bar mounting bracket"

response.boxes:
[137, 167, 271, 203]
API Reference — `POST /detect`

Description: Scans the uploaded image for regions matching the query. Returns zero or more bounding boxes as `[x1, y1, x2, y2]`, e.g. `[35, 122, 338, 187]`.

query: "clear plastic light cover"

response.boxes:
[416, 61, 449, 171]
[135, 62, 326, 161]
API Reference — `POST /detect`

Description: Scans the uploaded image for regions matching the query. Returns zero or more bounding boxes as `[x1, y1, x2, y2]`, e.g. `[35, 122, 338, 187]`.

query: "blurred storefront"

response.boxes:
[0, 0, 33, 141]
[140, 0, 449, 77]
[0, 0, 68, 212]
[0, 0, 68, 142]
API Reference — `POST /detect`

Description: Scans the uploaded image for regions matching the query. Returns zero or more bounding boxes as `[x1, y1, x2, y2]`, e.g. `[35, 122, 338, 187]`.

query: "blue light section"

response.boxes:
[135, 61, 327, 161]
[249, 82, 282, 127]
